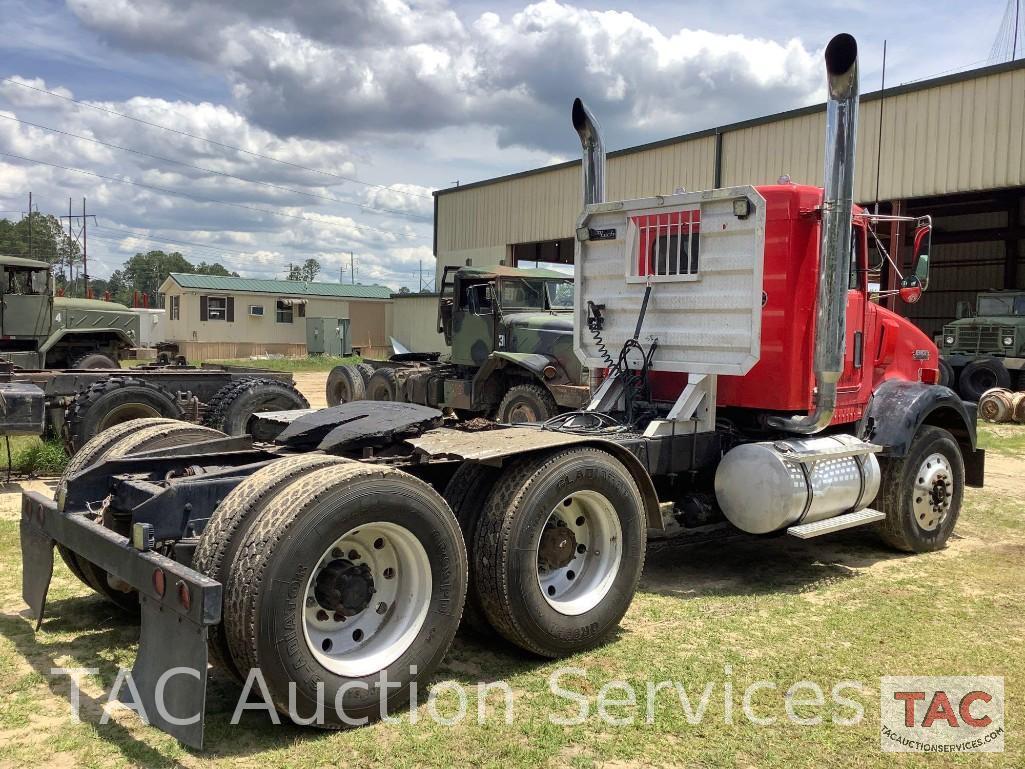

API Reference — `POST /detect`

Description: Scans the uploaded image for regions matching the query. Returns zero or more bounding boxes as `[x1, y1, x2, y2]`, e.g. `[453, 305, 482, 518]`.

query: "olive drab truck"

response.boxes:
[0, 255, 140, 369]
[326, 264, 589, 423]
[18, 33, 984, 750]
[939, 290, 1025, 400]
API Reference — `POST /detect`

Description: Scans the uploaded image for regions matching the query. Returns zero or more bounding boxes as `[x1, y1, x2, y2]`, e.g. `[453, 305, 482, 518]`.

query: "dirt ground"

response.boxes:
[291, 371, 329, 409]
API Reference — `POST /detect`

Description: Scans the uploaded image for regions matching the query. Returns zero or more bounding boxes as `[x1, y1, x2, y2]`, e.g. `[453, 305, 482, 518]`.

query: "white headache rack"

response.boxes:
[574, 186, 766, 376]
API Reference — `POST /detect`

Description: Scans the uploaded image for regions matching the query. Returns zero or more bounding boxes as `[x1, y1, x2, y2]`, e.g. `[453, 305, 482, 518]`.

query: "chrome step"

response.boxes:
[786, 508, 885, 539]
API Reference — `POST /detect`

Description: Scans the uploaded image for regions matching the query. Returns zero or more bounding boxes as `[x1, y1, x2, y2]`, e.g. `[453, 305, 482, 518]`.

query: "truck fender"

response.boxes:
[39, 327, 136, 355]
[470, 352, 560, 408]
[860, 379, 984, 487]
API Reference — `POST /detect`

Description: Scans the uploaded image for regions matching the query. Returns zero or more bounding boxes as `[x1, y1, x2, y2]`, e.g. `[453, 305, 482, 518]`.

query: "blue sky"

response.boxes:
[0, 0, 1013, 289]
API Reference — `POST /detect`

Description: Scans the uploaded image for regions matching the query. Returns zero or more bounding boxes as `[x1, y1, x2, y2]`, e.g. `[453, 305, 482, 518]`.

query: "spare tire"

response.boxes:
[204, 377, 310, 435]
[64, 377, 183, 453]
[958, 358, 1011, 402]
[367, 367, 401, 401]
[326, 364, 366, 406]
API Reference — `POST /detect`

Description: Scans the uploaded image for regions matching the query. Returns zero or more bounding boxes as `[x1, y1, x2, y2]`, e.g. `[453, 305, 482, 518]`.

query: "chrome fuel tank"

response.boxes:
[714, 434, 881, 534]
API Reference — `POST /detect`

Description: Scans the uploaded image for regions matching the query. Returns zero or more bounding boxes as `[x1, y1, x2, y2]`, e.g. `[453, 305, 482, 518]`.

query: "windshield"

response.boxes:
[977, 295, 1025, 317]
[5, 268, 49, 295]
[499, 278, 545, 309]
[546, 280, 574, 310]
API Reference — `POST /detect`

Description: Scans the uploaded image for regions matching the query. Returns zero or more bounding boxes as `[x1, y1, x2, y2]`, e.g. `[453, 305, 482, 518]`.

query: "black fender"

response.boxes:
[470, 352, 555, 408]
[860, 379, 984, 487]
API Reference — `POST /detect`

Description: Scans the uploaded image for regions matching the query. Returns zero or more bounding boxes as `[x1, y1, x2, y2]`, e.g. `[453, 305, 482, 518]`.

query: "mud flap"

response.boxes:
[19, 511, 54, 631]
[125, 597, 210, 748]
[18, 491, 221, 749]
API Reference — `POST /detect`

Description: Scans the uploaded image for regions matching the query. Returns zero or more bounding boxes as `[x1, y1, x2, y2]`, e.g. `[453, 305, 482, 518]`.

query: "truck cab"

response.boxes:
[940, 291, 1025, 397]
[0, 254, 140, 369]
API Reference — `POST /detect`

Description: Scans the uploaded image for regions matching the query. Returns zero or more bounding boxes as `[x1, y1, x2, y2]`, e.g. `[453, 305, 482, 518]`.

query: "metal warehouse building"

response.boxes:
[433, 58, 1025, 341]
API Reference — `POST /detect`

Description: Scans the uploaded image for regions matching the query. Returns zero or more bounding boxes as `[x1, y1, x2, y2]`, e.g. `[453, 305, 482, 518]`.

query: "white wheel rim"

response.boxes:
[912, 452, 954, 532]
[302, 521, 431, 678]
[536, 490, 622, 616]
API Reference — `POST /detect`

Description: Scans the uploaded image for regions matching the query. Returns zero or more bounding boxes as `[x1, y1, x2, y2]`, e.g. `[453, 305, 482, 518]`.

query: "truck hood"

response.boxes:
[53, 296, 132, 311]
[501, 312, 573, 332]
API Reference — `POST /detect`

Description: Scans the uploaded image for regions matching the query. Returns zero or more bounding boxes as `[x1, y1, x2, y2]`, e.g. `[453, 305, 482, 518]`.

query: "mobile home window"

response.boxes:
[170, 294, 180, 320]
[276, 299, 294, 323]
[207, 296, 227, 320]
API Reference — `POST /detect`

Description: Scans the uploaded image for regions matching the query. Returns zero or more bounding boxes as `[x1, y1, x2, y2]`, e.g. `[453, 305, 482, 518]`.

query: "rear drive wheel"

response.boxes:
[958, 358, 1011, 402]
[70, 352, 119, 369]
[875, 426, 964, 553]
[193, 453, 353, 681]
[58, 421, 227, 611]
[443, 462, 501, 635]
[204, 377, 309, 435]
[474, 447, 645, 657]
[357, 363, 375, 386]
[64, 377, 183, 452]
[326, 364, 366, 406]
[495, 383, 558, 424]
[225, 463, 466, 727]
[367, 368, 400, 401]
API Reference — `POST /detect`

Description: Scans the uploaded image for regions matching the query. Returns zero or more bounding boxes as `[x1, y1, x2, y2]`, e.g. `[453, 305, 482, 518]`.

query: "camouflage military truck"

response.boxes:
[327, 264, 588, 422]
[0, 254, 139, 369]
[939, 290, 1025, 400]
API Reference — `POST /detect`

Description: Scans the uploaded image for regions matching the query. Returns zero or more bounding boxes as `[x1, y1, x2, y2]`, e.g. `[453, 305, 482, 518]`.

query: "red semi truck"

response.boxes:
[19, 33, 982, 747]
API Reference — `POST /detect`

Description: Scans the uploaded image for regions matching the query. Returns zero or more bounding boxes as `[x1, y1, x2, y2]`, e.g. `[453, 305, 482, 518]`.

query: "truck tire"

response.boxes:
[958, 358, 1011, 402]
[875, 426, 964, 553]
[193, 453, 352, 681]
[55, 417, 181, 585]
[326, 364, 366, 406]
[443, 462, 502, 635]
[224, 463, 467, 727]
[495, 383, 559, 424]
[70, 352, 120, 369]
[64, 377, 184, 453]
[367, 367, 400, 401]
[204, 377, 309, 435]
[938, 358, 955, 390]
[473, 447, 646, 657]
[357, 363, 375, 386]
[58, 421, 227, 612]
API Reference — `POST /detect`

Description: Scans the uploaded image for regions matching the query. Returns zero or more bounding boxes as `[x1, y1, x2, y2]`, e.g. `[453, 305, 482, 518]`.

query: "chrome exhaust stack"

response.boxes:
[572, 98, 606, 205]
[770, 33, 859, 434]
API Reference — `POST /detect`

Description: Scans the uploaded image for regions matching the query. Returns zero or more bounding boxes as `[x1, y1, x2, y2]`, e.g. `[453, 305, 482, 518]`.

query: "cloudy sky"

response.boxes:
[0, 0, 1011, 290]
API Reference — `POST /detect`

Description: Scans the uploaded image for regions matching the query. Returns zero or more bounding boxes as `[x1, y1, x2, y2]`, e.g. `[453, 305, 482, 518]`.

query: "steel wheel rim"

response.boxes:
[507, 401, 538, 423]
[912, 452, 953, 532]
[536, 490, 622, 616]
[302, 521, 431, 677]
[100, 403, 161, 429]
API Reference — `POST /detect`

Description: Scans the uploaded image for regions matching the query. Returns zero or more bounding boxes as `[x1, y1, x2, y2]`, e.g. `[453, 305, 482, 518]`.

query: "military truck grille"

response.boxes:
[951, 325, 1014, 353]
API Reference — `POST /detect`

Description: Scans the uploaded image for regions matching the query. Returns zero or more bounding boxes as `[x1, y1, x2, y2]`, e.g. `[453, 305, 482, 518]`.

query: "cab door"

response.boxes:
[1, 267, 52, 341]
[449, 278, 497, 366]
[837, 223, 868, 406]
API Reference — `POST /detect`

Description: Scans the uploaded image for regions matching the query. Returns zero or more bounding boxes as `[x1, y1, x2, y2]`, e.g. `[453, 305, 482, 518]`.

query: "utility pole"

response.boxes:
[350, 251, 355, 284]
[59, 197, 98, 298]
[27, 192, 32, 260]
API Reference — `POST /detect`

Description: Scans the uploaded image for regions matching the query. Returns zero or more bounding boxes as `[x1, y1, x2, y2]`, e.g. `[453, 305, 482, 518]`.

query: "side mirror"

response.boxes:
[912, 220, 931, 287]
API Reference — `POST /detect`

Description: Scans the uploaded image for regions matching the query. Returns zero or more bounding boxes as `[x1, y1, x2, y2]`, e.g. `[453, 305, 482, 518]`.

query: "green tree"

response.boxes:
[0, 212, 81, 280]
[286, 258, 321, 282]
[195, 261, 239, 277]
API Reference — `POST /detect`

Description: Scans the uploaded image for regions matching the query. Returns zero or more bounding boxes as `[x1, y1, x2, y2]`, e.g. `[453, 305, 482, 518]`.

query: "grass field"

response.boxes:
[203, 355, 361, 372]
[0, 426, 1021, 767]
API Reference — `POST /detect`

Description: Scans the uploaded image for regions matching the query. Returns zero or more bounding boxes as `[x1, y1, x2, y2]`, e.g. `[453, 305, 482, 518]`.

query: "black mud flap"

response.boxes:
[19, 491, 221, 749]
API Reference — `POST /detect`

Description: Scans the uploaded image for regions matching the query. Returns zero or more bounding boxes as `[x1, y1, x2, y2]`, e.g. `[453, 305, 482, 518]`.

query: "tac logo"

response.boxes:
[880, 676, 1004, 753]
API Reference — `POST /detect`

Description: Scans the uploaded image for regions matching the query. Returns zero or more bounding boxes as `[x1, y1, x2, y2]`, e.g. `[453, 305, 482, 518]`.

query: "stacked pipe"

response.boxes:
[978, 388, 1025, 423]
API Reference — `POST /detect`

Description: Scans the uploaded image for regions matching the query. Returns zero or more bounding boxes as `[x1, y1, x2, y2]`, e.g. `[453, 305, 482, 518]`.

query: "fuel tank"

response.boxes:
[714, 434, 881, 534]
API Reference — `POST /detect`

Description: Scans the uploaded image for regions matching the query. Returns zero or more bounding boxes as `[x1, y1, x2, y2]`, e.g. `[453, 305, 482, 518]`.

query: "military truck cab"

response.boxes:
[940, 290, 1025, 399]
[0, 255, 139, 369]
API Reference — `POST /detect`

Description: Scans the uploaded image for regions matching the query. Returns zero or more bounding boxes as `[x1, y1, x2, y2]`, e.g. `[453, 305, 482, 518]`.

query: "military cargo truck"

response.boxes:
[0, 255, 139, 369]
[939, 290, 1025, 400]
[326, 264, 589, 422]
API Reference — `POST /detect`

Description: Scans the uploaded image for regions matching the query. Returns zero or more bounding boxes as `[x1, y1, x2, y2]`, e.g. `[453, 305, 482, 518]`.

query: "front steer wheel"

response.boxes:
[494, 383, 558, 424]
[474, 447, 646, 657]
[875, 426, 964, 553]
[224, 463, 467, 727]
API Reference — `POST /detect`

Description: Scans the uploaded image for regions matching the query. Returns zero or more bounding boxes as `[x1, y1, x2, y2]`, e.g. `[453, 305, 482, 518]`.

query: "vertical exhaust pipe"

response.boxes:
[572, 98, 606, 205]
[770, 33, 859, 434]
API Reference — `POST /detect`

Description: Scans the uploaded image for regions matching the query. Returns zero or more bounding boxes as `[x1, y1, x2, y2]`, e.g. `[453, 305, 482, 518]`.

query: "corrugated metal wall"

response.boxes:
[437, 62, 1025, 254]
